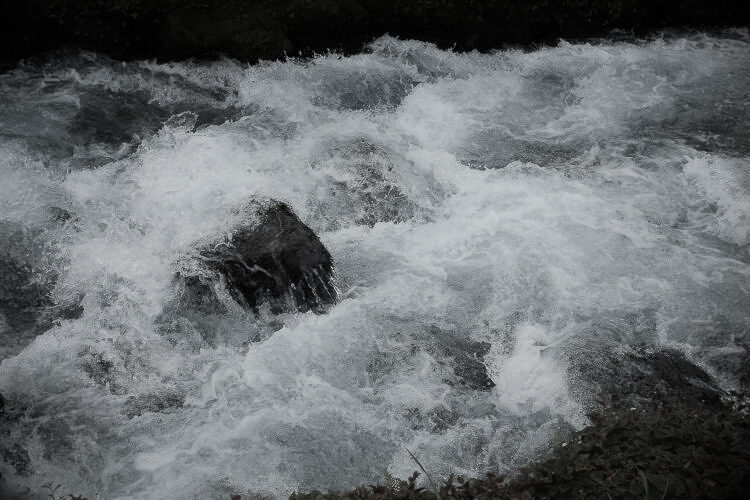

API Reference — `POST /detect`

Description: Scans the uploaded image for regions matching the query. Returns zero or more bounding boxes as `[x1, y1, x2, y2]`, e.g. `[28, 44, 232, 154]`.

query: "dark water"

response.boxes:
[1, 32, 750, 498]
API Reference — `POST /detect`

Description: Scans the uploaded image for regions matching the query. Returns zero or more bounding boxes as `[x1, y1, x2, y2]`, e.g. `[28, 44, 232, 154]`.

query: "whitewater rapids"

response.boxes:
[1, 31, 749, 498]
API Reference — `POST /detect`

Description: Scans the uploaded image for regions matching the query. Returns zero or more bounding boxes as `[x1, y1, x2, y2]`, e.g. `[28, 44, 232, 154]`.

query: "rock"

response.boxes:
[0, 221, 83, 359]
[0, 444, 30, 477]
[426, 326, 495, 391]
[706, 343, 750, 397]
[364, 325, 495, 391]
[79, 349, 116, 388]
[567, 342, 725, 412]
[0, 221, 60, 360]
[0, 258, 55, 333]
[0, 393, 24, 426]
[156, 275, 235, 347]
[310, 139, 420, 230]
[668, 316, 750, 398]
[124, 391, 185, 419]
[184, 200, 337, 315]
[46, 207, 73, 224]
[69, 88, 172, 147]
[0, 392, 31, 481]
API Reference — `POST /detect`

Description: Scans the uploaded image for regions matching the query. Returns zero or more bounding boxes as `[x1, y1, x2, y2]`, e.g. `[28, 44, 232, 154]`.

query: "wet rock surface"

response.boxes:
[174, 201, 337, 320]
[310, 139, 420, 230]
[364, 325, 495, 392]
[567, 342, 725, 412]
[426, 326, 495, 391]
[0, 392, 31, 483]
[0, 257, 55, 333]
[69, 87, 242, 149]
[124, 391, 185, 419]
[0, 220, 83, 359]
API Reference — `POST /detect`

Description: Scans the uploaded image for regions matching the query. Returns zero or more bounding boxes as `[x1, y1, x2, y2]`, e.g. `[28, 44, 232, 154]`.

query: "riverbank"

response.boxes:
[2, 1, 750, 67]
[290, 345, 750, 499]
[292, 401, 750, 499]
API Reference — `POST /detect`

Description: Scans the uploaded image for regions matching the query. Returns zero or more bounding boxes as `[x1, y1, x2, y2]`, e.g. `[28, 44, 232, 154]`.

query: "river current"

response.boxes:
[1, 31, 749, 498]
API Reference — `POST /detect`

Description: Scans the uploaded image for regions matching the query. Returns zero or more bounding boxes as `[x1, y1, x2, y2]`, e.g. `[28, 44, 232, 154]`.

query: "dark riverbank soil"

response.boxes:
[2, 1, 750, 67]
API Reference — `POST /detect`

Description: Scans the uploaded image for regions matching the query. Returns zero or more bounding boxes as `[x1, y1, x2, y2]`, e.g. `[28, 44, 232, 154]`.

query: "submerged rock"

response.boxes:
[174, 200, 336, 323]
[710, 345, 750, 397]
[426, 326, 495, 391]
[0, 258, 55, 333]
[124, 391, 185, 419]
[0, 221, 83, 359]
[567, 342, 725, 412]
[310, 138, 421, 230]
[0, 392, 31, 481]
[364, 325, 495, 392]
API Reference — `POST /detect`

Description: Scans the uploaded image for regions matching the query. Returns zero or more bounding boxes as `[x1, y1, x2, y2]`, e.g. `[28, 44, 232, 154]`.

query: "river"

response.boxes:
[1, 31, 749, 498]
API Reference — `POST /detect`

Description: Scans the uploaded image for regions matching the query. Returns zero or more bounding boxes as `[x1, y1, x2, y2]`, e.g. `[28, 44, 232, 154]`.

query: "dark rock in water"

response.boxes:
[156, 275, 236, 347]
[706, 343, 750, 397]
[170, 275, 229, 318]
[69, 89, 171, 146]
[426, 326, 495, 391]
[68, 88, 242, 154]
[0, 221, 83, 359]
[365, 325, 495, 392]
[0, 393, 25, 425]
[0, 392, 31, 480]
[124, 391, 185, 419]
[0, 444, 30, 477]
[669, 316, 750, 398]
[180, 201, 336, 316]
[79, 349, 116, 388]
[200, 201, 337, 313]
[1, 221, 54, 333]
[36, 418, 75, 461]
[0, 258, 55, 333]
[46, 206, 73, 224]
[568, 342, 724, 412]
[158, 202, 335, 346]
[311, 138, 420, 230]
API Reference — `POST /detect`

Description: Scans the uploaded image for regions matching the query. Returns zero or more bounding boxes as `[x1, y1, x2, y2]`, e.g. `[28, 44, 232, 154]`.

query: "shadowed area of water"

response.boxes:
[1, 31, 749, 499]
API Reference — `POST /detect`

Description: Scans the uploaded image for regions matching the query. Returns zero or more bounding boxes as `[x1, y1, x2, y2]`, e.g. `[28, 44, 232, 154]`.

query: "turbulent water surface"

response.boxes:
[1, 31, 750, 498]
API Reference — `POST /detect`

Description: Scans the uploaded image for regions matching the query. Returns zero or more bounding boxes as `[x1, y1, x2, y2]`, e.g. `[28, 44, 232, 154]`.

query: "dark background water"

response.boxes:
[2, 1, 750, 66]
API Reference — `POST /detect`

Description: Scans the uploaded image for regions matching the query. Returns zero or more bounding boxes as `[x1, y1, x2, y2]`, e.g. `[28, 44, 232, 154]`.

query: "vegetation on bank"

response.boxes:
[292, 402, 750, 499]
[2, 1, 750, 66]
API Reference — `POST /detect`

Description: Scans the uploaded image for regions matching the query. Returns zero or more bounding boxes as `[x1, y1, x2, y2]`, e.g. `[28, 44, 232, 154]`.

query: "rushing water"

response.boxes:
[1, 31, 750, 499]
